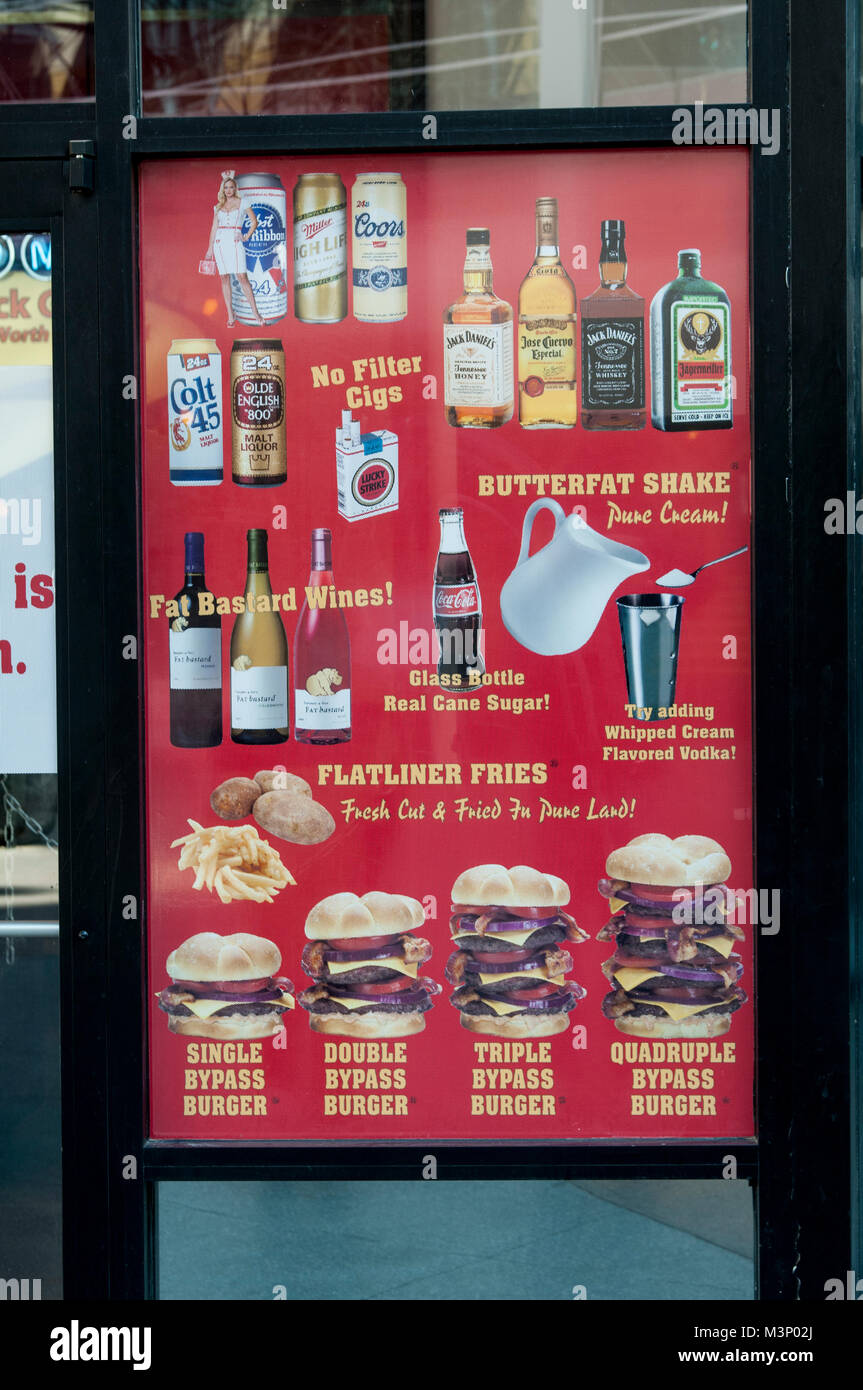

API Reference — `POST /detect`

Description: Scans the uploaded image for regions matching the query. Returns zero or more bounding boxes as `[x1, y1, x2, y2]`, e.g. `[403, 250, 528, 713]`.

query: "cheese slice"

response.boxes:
[700, 934, 735, 959]
[477, 995, 526, 1016]
[613, 966, 663, 992]
[478, 971, 566, 987]
[327, 955, 418, 979]
[608, 897, 628, 914]
[332, 994, 389, 1011]
[643, 999, 721, 1022]
[181, 991, 294, 1020]
[468, 926, 540, 947]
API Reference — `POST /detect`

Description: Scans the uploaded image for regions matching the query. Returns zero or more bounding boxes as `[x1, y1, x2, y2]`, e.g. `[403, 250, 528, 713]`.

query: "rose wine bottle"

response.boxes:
[169, 531, 222, 748]
[230, 528, 289, 744]
[294, 528, 351, 744]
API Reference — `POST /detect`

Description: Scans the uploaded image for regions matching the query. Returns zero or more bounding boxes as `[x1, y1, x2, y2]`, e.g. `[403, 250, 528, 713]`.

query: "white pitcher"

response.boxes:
[500, 500, 650, 655]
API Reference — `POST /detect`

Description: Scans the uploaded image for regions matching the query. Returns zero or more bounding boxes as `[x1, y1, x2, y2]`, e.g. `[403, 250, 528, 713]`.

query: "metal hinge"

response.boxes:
[68, 139, 95, 193]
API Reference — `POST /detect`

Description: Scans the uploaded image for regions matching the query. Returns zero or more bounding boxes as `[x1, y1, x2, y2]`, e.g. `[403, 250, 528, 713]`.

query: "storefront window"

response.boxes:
[0, 1, 93, 104]
[141, 0, 748, 118]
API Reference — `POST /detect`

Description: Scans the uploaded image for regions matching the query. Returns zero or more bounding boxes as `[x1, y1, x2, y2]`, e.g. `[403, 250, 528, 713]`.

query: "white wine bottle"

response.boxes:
[230, 528, 289, 744]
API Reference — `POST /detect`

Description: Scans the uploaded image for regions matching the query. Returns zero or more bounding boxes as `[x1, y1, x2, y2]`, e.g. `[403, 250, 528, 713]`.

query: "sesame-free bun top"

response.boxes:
[605, 834, 731, 887]
[451, 864, 570, 909]
[305, 891, 425, 941]
[166, 932, 281, 982]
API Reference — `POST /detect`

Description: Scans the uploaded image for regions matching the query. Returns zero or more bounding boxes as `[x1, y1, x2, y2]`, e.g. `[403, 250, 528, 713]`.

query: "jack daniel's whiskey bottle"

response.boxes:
[650, 249, 732, 431]
[443, 228, 513, 428]
[580, 220, 645, 430]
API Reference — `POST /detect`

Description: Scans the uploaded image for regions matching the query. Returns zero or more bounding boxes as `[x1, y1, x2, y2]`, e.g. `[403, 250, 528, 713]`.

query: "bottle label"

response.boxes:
[671, 299, 731, 422]
[293, 202, 347, 290]
[518, 318, 576, 391]
[230, 665, 288, 729]
[169, 626, 221, 690]
[443, 323, 513, 408]
[295, 687, 351, 731]
[434, 583, 480, 617]
[581, 317, 644, 409]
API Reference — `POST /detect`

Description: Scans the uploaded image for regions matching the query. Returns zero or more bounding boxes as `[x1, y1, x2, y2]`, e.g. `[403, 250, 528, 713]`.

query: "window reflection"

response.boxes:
[0, 1, 93, 104]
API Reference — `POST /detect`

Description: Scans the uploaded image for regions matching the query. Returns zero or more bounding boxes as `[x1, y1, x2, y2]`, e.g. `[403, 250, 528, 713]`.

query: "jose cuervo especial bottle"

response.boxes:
[230, 528, 289, 744]
[294, 528, 351, 744]
[169, 531, 222, 748]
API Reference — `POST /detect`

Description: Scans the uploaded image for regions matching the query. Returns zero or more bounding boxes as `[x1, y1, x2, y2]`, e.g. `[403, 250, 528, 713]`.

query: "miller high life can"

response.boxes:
[351, 172, 407, 323]
[167, 338, 223, 486]
[293, 172, 347, 323]
[232, 172, 288, 325]
[231, 339, 287, 487]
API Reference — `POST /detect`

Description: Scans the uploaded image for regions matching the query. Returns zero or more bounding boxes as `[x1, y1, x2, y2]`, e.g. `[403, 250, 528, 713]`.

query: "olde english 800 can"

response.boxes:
[351, 173, 407, 323]
[231, 172, 288, 325]
[167, 338, 222, 486]
[293, 172, 347, 323]
[231, 339, 287, 487]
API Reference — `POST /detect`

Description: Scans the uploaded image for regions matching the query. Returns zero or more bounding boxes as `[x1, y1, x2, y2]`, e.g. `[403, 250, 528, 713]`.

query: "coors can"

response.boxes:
[433, 507, 484, 681]
[351, 172, 407, 322]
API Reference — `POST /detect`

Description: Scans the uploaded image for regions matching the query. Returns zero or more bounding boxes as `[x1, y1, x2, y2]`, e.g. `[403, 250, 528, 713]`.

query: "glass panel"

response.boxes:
[141, 0, 748, 117]
[157, 1180, 754, 1299]
[0, 230, 61, 1299]
[0, 1, 94, 104]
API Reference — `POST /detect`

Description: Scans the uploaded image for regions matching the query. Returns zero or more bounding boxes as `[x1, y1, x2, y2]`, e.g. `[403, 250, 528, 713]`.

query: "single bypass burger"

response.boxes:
[298, 891, 440, 1037]
[447, 864, 588, 1037]
[598, 833, 746, 1038]
[157, 932, 295, 1039]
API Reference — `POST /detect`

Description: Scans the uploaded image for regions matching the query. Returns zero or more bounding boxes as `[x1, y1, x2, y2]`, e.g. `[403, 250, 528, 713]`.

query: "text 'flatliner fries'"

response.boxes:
[171, 820, 296, 904]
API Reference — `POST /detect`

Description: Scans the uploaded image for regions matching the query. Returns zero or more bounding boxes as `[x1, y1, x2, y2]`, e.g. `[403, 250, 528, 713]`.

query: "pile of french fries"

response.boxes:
[171, 820, 295, 904]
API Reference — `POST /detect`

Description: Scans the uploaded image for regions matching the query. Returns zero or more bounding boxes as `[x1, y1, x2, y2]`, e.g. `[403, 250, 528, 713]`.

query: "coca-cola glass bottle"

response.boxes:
[433, 507, 484, 681]
[294, 528, 351, 743]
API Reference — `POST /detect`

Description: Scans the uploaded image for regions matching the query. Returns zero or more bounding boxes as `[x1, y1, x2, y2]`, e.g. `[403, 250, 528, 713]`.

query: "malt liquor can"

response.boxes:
[231, 173, 288, 325]
[351, 172, 407, 322]
[167, 338, 222, 486]
[231, 339, 287, 486]
[293, 172, 347, 323]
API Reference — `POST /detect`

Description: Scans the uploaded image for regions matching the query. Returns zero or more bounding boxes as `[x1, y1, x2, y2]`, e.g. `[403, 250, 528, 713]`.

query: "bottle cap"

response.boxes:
[439, 506, 463, 518]
[466, 228, 490, 246]
[602, 219, 625, 237]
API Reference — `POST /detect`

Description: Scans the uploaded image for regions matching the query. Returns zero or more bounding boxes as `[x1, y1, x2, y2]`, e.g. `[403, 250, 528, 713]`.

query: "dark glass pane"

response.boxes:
[0, 1, 93, 104]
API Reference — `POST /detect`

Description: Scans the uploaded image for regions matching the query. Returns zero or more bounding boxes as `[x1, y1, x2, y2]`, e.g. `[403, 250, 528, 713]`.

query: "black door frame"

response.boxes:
[0, 0, 855, 1301]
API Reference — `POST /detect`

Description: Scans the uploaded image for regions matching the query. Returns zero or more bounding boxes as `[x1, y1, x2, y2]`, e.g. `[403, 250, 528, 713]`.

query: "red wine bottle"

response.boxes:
[294, 528, 351, 744]
[169, 531, 222, 748]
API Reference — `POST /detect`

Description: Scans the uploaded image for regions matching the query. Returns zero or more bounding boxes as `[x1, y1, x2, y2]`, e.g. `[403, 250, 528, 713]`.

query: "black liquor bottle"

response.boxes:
[650, 248, 732, 431]
[581, 220, 645, 430]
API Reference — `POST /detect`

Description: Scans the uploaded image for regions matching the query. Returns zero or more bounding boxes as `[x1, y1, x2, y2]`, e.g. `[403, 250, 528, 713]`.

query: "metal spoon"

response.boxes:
[656, 546, 749, 588]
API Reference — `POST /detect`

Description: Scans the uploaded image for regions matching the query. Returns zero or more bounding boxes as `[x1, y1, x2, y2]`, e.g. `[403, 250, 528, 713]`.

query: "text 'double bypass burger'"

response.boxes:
[157, 932, 295, 1039]
[597, 833, 747, 1038]
[298, 891, 441, 1037]
[447, 864, 588, 1038]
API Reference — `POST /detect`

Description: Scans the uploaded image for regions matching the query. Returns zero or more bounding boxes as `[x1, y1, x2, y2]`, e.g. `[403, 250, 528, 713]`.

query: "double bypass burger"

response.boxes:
[598, 833, 746, 1038]
[157, 932, 295, 1039]
[298, 890, 440, 1037]
[447, 864, 587, 1037]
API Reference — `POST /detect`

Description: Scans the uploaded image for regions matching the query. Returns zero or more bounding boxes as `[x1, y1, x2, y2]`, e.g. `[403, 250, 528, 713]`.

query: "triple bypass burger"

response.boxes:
[598, 833, 746, 1038]
[157, 932, 295, 1039]
[447, 864, 588, 1037]
[298, 890, 440, 1037]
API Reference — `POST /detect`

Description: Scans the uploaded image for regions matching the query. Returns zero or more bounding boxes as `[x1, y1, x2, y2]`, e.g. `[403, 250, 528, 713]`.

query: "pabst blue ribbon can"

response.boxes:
[293, 172, 347, 323]
[351, 172, 407, 323]
[232, 172, 288, 325]
[167, 338, 223, 486]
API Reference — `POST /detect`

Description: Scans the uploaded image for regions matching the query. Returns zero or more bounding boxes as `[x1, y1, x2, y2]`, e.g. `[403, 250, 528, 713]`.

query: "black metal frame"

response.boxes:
[0, 0, 855, 1301]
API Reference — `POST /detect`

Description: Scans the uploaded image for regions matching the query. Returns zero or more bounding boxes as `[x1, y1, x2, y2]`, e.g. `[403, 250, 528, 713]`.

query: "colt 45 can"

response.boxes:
[231, 339, 286, 487]
[167, 338, 223, 486]
[351, 172, 407, 323]
[293, 172, 347, 323]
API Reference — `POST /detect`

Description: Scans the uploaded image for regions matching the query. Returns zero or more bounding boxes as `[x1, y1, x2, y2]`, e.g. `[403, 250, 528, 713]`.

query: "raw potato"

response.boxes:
[254, 769, 312, 798]
[209, 777, 262, 821]
[253, 790, 335, 845]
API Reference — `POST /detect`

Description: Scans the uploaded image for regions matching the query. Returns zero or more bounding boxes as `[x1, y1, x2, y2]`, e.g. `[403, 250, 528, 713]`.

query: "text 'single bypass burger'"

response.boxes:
[157, 932, 294, 1039]
[298, 891, 440, 1037]
[447, 864, 588, 1037]
[597, 833, 746, 1038]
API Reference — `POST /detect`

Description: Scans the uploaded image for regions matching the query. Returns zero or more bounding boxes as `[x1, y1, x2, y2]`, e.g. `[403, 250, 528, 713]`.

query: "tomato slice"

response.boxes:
[335, 977, 411, 997]
[470, 949, 532, 965]
[628, 883, 700, 904]
[326, 935, 399, 952]
[173, 977, 270, 994]
[506, 982, 559, 1000]
[451, 904, 557, 920]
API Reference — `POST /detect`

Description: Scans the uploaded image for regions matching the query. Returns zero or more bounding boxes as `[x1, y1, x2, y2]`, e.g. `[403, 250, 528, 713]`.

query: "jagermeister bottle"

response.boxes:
[650, 249, 732, 431]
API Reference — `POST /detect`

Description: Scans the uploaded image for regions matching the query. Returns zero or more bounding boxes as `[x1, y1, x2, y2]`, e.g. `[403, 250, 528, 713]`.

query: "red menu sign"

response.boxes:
[139, 148, 754, 1142]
